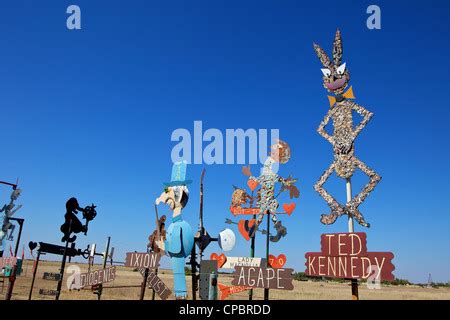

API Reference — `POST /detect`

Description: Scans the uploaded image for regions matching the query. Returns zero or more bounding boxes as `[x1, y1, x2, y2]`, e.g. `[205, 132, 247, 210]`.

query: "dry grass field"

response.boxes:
[1, 260, 449, 300]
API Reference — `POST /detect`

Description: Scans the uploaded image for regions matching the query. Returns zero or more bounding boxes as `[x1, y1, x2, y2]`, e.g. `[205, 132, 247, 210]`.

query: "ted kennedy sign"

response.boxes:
[305, 232, 395, 281]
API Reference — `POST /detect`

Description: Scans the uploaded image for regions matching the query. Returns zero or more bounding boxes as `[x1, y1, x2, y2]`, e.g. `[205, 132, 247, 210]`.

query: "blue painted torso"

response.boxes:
[164, 215, 194, 258]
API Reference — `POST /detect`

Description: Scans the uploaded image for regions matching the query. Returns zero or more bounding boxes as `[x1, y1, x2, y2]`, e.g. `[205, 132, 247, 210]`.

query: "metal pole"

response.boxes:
[55, 221, 72, 300]
[249, 213, 256, 300]
[13, 219, 24, 257]
[264, 211, 270, 300]
[28, 251, 41, 300]
[346, 178, 359, 300]
[190, 245, 197, 300]
[5, 219, 24, 300]
[97, 236, 110, 300]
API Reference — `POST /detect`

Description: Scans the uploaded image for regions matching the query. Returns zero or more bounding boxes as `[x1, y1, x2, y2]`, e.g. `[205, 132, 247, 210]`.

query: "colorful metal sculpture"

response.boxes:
[313, 29, 381, 227]
[154, 161, 194, 299]
[242, 140, 299, 239]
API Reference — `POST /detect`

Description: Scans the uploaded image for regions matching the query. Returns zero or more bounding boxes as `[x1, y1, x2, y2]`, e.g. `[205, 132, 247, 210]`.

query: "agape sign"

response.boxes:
[231, 266, 294, 290]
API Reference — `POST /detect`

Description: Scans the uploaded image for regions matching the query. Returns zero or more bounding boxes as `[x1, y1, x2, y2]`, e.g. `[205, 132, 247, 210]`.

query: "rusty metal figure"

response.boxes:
[313, 30, 381, 227]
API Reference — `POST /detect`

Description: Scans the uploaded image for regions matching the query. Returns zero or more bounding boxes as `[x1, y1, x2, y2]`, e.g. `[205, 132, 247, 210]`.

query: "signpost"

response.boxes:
[71, 266, 116, 290]
[218, 284, 252, 300]
[147, 270, 171, 300]
[305, 233, 395, 281]
[39, 289, 59, 296]
[124, 252, 161, 269]
[27, 241, 89, 300]
[231, 266, 294, 290]
[43, 272, 62, 281]
[210, 253, 265, 270]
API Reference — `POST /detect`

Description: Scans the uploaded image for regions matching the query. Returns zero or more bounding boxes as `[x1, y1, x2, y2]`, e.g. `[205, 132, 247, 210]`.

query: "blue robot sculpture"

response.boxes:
[155, 161, 194, 300]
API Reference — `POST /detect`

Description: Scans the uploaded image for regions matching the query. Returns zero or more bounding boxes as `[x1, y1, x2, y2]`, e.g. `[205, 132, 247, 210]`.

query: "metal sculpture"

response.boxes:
[313, 29, 381, 228]
[0, 189, 22, 245]
[148, 215, 167, 253]
[242, 140, 299, 239]
[188, 168, 236, 300]
[60, 197, 97, 242]
[154, 161, 194, 300]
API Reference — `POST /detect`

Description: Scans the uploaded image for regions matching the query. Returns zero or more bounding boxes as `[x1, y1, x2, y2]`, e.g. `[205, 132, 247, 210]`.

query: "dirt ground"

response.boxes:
[1, 260, 449, 300]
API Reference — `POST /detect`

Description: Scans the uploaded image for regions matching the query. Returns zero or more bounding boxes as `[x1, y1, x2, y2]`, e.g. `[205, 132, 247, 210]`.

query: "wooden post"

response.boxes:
[139, 268, 149, 300]
[346, 178, 359, 300]
[152, 268, 158, 300]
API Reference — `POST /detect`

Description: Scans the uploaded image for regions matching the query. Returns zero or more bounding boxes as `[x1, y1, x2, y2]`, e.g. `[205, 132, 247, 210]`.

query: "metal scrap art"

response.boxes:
[60, 197, 97, 242]
[233, 140, 299, 242]
[0, 188, 22, 249]
[154, 161, 195, 300]
[313, 29, 381, 227]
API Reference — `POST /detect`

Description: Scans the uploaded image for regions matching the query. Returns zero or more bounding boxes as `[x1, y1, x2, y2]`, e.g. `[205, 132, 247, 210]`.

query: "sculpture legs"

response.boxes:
[314, 161, 347, 225]
[346, 157, 381, 227]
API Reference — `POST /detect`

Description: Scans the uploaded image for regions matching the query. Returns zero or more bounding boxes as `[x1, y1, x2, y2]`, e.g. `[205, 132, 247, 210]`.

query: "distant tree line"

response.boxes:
[292, 272, 450, 288]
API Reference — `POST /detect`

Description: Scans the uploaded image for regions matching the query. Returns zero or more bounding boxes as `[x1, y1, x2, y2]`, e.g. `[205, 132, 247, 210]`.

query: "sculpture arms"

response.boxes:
[351, 102, 373, 139]
[278, 176, 300, 199]
[10, 204, 23, 217]
[317, 108, 334, 144]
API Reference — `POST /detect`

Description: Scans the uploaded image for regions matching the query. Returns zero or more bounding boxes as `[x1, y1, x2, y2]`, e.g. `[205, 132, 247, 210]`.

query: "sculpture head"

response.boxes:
[156, 185, 189, 211]
[270, 140, 291, 164]
[11, 189, 21, 201]
[66, 197, 80, 212]
[313, 29, 350, 95]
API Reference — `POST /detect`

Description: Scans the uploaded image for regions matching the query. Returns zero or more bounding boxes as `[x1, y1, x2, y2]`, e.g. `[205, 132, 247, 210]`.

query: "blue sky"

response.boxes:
[0, 0, 449, 284]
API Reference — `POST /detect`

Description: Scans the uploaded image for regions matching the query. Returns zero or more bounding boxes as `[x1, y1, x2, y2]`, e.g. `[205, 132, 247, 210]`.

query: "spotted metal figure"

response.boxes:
[242, 140, 299, 238]
[313, 29, 381, 227]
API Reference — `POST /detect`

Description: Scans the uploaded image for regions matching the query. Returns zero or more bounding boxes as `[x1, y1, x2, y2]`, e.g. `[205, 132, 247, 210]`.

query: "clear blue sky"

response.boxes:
[0, 0, 449, 284]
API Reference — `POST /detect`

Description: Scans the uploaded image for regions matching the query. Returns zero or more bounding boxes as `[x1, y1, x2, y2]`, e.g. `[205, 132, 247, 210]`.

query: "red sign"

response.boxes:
[218, 283, 251, 300]
[305, 233, 395, 281]
[230, 206, 260, 216]
[268, 254, 286, 269]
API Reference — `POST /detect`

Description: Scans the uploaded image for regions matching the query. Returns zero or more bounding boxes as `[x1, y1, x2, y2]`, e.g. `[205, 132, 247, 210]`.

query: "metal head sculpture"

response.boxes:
[313, 29, 350, 96]
[154, 161, 194, 299]
[313, 29, 381, 228]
